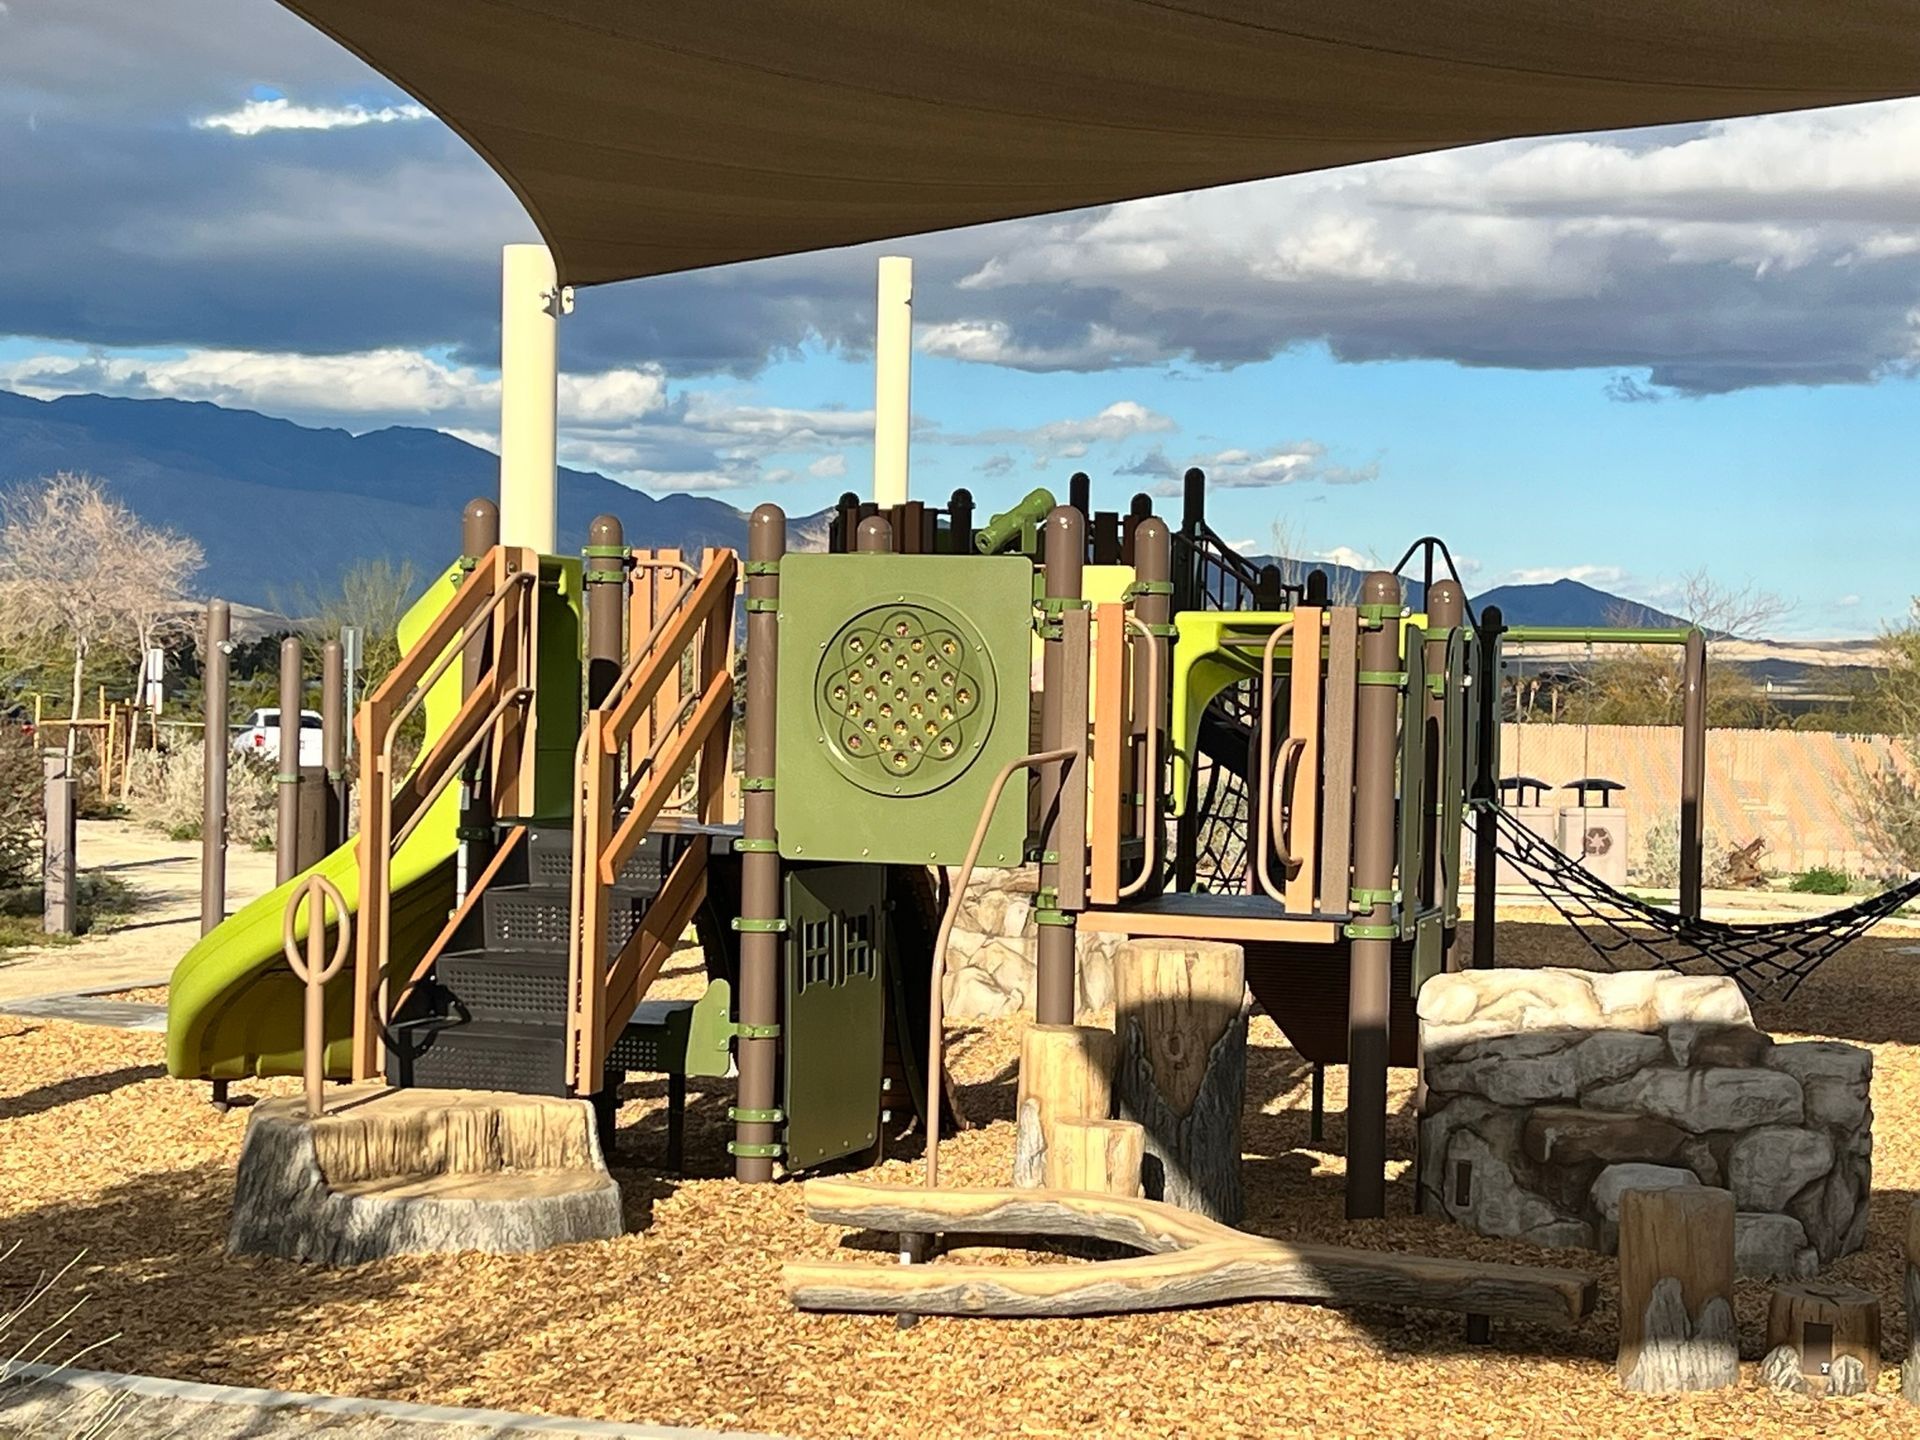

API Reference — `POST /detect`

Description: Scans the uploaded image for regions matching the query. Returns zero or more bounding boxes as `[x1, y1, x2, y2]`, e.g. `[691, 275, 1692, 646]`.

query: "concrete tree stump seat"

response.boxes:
[229, 1084, 623, 1265]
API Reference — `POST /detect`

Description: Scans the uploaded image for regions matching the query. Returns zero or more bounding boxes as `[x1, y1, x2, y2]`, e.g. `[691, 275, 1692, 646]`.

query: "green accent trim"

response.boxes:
[1034, 908, 1074, 927]
[726, 1140, 784, 1158]
[733, 1021, 782, 1040]
[733, 836, 779, 853]
[1344, 922, 1399, 940]
[1357, 670, 1408, 687]
[1502, 624, 1695, 646]
[743, 559, 781, 576]
[1142, 622, 1178, 638]
[1426, 674, 1447, 698]
[731, 916, 788, 933]
[727, 1105, 785, 1124]
[581, 544, 629, 559]
[745, 597, 780, 613]
[457, 556, 479, 574]
[583, 568, 627, 584]
[1350, 886, 1398, 907]
[741, 776, 775, 792]
[1034, 886, 1058, 909]
[1035, 596, 1091, 614]
[274, 773, 301, 785]
[1121, 579, 1174, 601]
[1357, 601, 1400, 628]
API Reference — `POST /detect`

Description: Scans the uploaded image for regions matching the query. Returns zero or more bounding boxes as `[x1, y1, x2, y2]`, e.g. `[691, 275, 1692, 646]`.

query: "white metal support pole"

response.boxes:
[499, 242, 566, 554]
[872, 255, 913, 509]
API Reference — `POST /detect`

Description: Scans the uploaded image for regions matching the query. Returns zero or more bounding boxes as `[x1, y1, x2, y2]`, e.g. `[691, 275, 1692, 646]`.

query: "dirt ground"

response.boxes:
[5, 922, 1920, 1438]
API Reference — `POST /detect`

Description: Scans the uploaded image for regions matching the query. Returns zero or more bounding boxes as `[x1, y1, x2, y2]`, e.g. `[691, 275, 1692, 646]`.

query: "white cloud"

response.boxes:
[1836, 594, 1863, 608]
[1498, 565, 1630, 588]
[946, 400, 1175, 464]
[918, 320, 1165, 370]
[195, 96, 430, 136]
[1131, 440, 1379, 493]
[808, 453, 849, 480]
[1315, 546, 1372, 571]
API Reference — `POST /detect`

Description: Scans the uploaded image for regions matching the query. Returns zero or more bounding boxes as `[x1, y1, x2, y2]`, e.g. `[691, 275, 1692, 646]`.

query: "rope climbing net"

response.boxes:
[1484, 801, 1920, 1000]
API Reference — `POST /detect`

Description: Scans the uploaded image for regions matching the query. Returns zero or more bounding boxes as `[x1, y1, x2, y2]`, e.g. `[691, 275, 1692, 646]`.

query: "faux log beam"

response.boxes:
[1906, 1199, 1920, 1404]
[1762, 1280, 1880, 1397]
[1114, 939, 1249, 1223]
[1046, 1118, 1144, 1196]
[791, 1180, 1596, 1327]
[1616, 1186, 1737, 1393]
[1013, 1024, 1114, 1188]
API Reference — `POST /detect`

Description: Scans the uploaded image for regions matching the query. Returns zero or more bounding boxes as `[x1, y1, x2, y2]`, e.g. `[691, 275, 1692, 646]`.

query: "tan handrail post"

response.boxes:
[283, 873, 351, 1119]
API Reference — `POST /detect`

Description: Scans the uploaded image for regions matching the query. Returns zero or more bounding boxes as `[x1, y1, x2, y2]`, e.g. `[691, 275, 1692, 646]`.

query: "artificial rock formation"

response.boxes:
[1419, 969, 1870, 1273]
[942, 863, 1121, 1018]
[229, 1084, 623, 1265]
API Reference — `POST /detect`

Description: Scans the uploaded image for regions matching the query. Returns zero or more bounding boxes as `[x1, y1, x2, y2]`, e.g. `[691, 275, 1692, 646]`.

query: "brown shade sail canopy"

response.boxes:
[282, 1, 1920, 286]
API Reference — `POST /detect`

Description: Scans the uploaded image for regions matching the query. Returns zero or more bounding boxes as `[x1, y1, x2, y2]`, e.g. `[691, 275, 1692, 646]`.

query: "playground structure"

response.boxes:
[168, 465, 1515, 1216]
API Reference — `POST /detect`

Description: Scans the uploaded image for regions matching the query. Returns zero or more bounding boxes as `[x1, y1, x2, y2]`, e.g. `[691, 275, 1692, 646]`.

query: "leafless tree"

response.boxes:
[0, 473, 204, 755]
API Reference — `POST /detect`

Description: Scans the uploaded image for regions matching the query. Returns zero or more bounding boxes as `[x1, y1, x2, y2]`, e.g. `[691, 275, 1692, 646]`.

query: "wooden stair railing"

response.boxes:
[352, 544, 541, 1080]
[569, 548, 738, 1091]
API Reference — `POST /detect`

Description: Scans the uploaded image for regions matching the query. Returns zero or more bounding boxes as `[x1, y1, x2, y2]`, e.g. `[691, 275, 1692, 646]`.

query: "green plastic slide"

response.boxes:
[166, 564, 466, 1081]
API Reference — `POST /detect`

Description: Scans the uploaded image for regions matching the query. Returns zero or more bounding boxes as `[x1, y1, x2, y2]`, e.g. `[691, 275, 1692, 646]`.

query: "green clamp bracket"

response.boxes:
[745, 597, 780, 613]
[1035, 596, 1092, 613]
[741, 776, 776, 792]
[1120, 579, 1174, 602]
[583, 569, 627, 584]
[743, 559, 781, 576]
[1034, 908, 1075, 927]
[1357, 670, 1408, 688]
[1140, 623, 1178, 638]
[1034, 886, 1059, 909]
[726, 1140, 784, 1159]
[727, 1105, 786, 1124]
[732, 1021, 782, 1040]
[274, 772, 301, 786]
[1426, 674, 1447, 698]
[1344, 922, 1399, 940]
[456, 555, 479, 575]
[733, 836, 779, 854]
[1357, 601, 1401, 628]
[731, 917, 788, 934]
[1350, 886, 1398, 908]
[456, 824, 492, 842]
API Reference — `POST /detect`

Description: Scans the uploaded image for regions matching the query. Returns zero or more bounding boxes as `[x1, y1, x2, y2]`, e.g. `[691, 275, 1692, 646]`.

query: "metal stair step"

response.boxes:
[396, 1018, 568, 1097]
[434, 949, 571, 1023]
[481, 883, 650, 954]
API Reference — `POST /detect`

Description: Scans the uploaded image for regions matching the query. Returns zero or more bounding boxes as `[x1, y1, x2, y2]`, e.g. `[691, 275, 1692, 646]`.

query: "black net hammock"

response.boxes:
[1483, 801, 1920, 1001]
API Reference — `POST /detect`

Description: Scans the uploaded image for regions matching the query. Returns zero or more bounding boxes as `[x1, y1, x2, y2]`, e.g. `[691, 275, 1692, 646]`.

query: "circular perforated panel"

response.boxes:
[815, 599, 998, 797]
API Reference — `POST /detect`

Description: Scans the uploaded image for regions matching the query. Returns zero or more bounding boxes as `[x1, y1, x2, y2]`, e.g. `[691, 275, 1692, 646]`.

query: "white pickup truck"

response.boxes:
[232, 707, 326, 767]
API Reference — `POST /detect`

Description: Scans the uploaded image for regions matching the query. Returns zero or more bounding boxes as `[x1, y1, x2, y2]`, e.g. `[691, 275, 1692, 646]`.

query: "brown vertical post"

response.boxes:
[830, 491, 860, 553]
[946, 487, 974, 554]
[1036, 506, 1085, 1025]
[321, 639, 345, 848]
[1347, 570, 1401, 1219]
[1131, 517, 1171, 897]
[1680, 627, 1707, 923]
[457, 499, 500, 894]
[275, 636, 303, 886]
[1181, 468, 1205, 538]
[736, 504, 786, 1182]
[585, 514, 626, 709]
[1471, 605, 1504, 970]
[1306, 569, 1331, 606]
[899, 500, 926, 554]
[856, 513, 892, 554]
[42, 750, 75, 935]
[201, 598, 230, 935]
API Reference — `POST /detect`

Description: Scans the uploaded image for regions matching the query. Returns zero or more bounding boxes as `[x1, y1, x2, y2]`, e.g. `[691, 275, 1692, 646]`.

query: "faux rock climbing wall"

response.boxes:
[1419, 968, 1871, 1277]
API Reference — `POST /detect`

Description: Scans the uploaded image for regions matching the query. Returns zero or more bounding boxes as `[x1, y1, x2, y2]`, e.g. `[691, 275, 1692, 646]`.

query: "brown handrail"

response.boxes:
[925, 747, 1077, 1191]
[568, 546, 739, 1092]
[282, 873, 350, 1118]
[1117, 613, 1163, 901]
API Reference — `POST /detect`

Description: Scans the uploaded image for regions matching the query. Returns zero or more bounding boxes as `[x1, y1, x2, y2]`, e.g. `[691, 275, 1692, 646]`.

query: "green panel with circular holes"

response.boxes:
[776, 554, 1034, 866]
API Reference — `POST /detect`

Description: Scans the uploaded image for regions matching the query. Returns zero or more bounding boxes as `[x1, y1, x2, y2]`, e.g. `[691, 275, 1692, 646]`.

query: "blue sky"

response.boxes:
[2, 1, 1917, 637]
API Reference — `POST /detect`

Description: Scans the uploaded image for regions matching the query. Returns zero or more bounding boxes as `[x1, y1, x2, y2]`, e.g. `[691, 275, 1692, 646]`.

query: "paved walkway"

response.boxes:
[0, 1365, 775, 1439]
[0, 819, 278, 1004]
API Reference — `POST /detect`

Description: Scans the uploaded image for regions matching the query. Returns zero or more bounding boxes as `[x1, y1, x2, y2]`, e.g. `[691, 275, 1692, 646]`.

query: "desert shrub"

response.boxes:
[0, 728, 37, 889]
[124, 739, 277, 850]
[1850, 749, 1920, 877]
[1789, 866, 1852, 896]
[1632, 814, 1737, 890]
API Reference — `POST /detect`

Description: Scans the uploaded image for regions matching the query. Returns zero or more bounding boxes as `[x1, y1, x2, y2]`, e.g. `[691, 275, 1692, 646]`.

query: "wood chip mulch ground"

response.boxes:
[6, 923, 1920, 1438]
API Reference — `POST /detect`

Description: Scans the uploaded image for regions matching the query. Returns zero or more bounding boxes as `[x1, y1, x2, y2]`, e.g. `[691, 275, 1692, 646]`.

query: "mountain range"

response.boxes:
[1, 387, 1689, 630]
